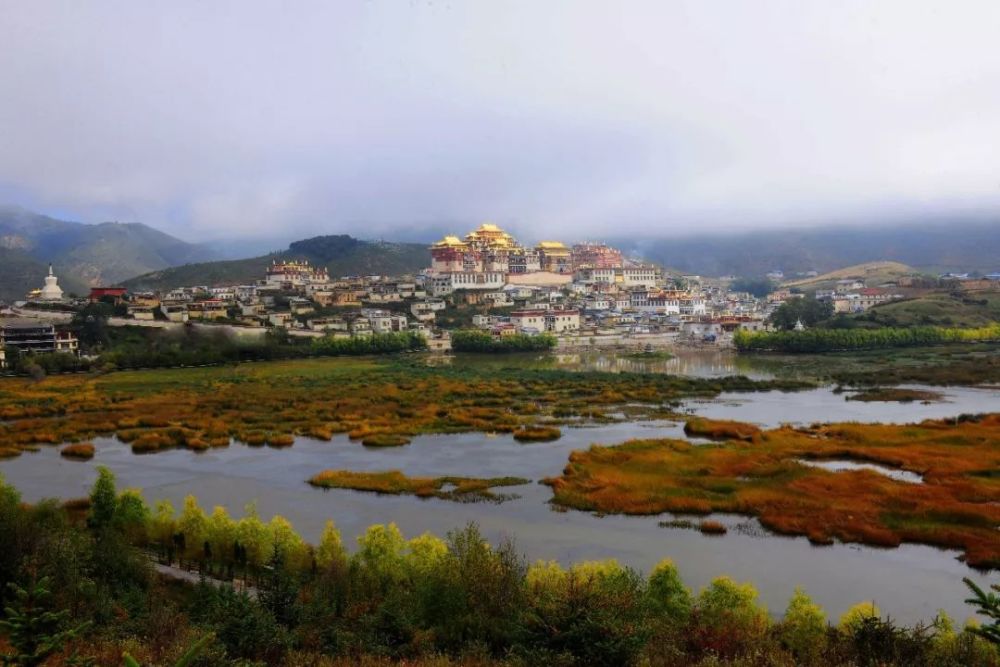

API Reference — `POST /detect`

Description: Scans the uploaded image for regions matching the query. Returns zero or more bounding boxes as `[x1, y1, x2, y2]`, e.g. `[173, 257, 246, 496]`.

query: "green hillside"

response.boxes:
[123, 235, 429, 290]
[862, 292, 1000, 328]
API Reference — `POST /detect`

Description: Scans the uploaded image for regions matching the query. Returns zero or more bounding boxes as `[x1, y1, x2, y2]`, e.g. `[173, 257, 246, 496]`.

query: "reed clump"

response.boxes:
[546, 414, 1000, 567]
[513, 425, 562, 442]
[699, 520, 727, 535]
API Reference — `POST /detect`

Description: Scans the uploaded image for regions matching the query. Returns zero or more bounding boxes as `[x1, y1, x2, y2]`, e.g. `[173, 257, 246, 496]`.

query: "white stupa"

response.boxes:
[39, 264, 64, 301]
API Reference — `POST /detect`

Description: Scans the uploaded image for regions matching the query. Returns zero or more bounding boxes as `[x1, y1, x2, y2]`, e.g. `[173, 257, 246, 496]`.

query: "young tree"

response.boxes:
[0, 577, 89, 667]
[207, 506, 236, 567]
[259, 544, 299, 628]
[839, 601, 881, 632]
[964, 578, 1000, 645]
[646, 558, 691, 624]
[87, 466, 118, 531]
[315, 520, 347, 572]
[177, 496, 208, 564]
[149, 500, 176, 562]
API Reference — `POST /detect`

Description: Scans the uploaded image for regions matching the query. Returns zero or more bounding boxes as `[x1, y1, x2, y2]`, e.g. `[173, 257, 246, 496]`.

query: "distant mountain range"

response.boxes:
[123, 234, 430, 291]
[616, 218, 1000, 277]
[2, 205, 999, 301]
[0, 205, 215, 300]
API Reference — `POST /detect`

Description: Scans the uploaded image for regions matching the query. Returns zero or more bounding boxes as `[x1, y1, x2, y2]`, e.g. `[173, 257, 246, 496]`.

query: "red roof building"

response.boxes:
[89, 287, 127, 303]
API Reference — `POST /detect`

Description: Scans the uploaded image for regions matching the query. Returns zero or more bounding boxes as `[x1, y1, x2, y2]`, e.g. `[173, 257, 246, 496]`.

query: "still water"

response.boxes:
[3, 382, 999, 624]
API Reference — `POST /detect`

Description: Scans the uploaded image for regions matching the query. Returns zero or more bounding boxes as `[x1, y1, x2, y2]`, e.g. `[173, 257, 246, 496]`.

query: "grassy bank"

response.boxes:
[545, 414, 1000, 568]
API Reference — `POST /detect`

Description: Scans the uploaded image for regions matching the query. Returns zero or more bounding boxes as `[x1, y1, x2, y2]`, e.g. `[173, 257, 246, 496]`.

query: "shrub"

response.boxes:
[839, 601, 881, 632]
[691, 576, 769, 657]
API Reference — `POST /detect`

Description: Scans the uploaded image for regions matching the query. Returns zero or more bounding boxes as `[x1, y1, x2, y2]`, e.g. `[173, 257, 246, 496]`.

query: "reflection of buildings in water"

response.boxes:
[556, 350, 771, 378]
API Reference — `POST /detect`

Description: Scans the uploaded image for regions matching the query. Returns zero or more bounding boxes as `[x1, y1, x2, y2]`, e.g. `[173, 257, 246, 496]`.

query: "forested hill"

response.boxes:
[0, 205, 215, 292]
[616, 218, 1000, 276]
[123, 235, 430, 290]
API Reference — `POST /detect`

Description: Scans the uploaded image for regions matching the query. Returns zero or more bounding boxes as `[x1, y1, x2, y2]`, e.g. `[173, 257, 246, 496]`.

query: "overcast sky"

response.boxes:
[1, 1, 999, 243]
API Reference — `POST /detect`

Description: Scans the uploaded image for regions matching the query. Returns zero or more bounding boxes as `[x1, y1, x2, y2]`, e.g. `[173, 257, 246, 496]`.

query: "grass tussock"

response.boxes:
[513, 425, 562, 442]
[546, 414, 1000, 567]
[60, 442, 96, 460]
[308, 469, 529, 503]
[699, 520, 727, 535]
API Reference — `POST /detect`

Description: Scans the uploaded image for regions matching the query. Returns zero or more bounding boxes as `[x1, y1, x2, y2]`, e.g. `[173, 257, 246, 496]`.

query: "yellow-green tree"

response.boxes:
[149, 499, 176, 557]
[235, 502, 270, 568]
[315, 520, 347, 572]
[646, 558, 691, 623]
[207, 506, 236, 564]
[839, 601, 880, 632]
[780, 587, 827, 663]
[177, 495, 208, 562]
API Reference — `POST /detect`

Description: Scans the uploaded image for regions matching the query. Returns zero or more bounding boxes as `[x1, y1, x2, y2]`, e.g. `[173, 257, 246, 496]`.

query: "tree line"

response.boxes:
[1, 470, 998, 666]
[735, 324, 1000, 353]
[5, 328, 428, 377]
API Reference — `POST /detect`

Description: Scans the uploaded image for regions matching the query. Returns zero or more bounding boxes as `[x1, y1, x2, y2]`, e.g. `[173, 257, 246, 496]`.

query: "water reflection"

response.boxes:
[797, 459, 924, 484]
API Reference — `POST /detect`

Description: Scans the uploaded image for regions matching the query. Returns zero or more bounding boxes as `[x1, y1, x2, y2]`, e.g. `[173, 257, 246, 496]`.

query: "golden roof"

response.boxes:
[431, 235, 467, 248]
[537, 241, 568, 250]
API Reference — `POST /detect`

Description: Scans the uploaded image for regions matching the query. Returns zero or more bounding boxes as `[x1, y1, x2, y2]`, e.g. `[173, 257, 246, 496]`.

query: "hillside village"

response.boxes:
[3, 223, 1000, 369]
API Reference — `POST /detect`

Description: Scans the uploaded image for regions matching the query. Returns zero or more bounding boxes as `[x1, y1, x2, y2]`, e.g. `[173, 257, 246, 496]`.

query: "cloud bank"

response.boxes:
[1, 1, 999, 242]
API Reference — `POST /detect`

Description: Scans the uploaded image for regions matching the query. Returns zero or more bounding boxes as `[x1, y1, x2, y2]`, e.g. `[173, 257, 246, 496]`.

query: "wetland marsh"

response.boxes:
[2, 350, 999, 623]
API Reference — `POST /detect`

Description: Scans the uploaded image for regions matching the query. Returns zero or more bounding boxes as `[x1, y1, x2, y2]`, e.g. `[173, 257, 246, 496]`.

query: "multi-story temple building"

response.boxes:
[430, 223, 627, 295]
[265, 260, 330, 287]
[571, 242, 623, 270]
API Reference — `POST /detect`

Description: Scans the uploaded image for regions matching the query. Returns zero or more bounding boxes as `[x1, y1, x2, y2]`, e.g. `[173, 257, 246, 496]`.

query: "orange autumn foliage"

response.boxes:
[546, 415, 1000, 568]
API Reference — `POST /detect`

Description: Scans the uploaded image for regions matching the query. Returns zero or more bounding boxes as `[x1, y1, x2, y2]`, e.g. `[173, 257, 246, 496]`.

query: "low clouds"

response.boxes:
[1, 1, 999, 241]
